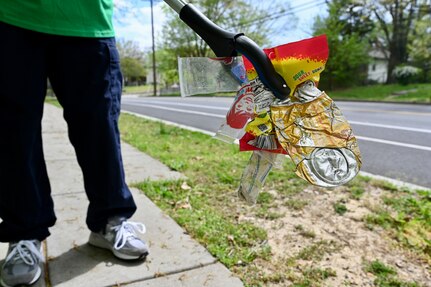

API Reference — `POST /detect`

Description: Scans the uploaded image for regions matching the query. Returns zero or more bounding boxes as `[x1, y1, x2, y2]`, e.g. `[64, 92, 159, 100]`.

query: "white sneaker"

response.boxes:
[1, 240, 44, 287]
[88, 217, 149, 260]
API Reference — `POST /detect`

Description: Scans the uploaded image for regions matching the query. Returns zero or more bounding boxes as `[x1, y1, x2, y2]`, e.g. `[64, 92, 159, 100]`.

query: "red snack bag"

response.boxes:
[239, 132, 287, 154]
[226, 83, 255, 129]
[243, 35, 329, 96]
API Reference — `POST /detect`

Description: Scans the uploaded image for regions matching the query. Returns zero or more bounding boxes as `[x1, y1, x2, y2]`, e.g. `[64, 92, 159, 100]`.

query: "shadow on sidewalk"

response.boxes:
[47, 243, 147, 286]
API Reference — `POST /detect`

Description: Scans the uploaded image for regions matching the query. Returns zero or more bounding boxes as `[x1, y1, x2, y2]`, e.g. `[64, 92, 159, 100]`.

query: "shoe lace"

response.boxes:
[5, 240, 44, 266]
[111, 221, 146, 250]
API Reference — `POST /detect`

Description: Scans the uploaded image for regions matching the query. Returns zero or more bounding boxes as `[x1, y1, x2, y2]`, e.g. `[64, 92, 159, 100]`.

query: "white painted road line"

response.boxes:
[356, 136, 431, 151]
[123, 103, 431, 152]
[124, 101, 431, 134]
[124, 103, 226, 118]
[350, 121, 431, 134]
[123, 100, 230, 111]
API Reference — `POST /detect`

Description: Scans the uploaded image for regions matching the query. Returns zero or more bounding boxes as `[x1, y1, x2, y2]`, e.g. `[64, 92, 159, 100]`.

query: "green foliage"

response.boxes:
[313, 0, 431, 87]
[154, 48, 180, 85]
[393, 65, 422, 85]
[371, 1, 414, 82]
[158, 0, 292, 85]
[313, 0, 370, 90]
[120, 57, 146, 84]
[116, 39, 146, 85]
[408, 15, 431, 81]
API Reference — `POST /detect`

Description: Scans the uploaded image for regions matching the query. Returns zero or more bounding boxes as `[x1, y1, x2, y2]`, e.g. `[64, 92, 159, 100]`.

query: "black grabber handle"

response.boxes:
[164, 0, 290, 100]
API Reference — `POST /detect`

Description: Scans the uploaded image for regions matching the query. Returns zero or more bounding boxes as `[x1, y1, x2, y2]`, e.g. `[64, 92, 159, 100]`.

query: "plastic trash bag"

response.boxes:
[178, 56, 246, 97]
[238, 150, 281, 204]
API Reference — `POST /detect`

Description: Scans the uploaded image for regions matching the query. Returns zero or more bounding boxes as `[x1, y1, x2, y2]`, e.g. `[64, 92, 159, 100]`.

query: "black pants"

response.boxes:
[0, 21, 137, 242]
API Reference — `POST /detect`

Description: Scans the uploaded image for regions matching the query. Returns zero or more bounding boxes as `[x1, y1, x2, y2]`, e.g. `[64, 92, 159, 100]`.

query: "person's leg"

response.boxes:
[46, 36, 136, 233]
[0, 21, 56, 243]
[0, 21, 52, 287]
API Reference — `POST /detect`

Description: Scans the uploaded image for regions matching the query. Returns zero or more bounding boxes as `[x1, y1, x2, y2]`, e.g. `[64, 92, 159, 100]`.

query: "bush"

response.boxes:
[393, 65, 422, 85]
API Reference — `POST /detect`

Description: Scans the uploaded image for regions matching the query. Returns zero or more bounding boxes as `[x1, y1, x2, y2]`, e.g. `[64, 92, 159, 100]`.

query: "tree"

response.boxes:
[370, 0, 425, 83]
[154, 49, 179, 87]
[313, 0, 371, 90]
[336, 0, 431, 84]
[408, 15, 431, 81]
[313, 0, 431, 86]
[121, 57, 147, 85]
[116, 39, 147, 85]
[158, 0, 293, 84]
[117, 38, 145, 59]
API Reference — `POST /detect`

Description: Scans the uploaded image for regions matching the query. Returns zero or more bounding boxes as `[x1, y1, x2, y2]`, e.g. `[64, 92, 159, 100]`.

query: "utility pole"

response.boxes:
[150, 0, 157, 96]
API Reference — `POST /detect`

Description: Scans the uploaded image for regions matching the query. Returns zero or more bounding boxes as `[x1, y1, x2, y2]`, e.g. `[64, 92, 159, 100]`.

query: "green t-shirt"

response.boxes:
[0, 0, 115, 37]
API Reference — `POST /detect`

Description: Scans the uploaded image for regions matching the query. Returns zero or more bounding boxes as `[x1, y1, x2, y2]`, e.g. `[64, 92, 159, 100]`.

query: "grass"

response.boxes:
[345, 176, 371, 200]
[45, 96, 62, 108]
[365, 260, 421, 287]
[294, 225, 316, 239]
[296, 240, 340, 261]
[284, 199, 309, 210]
[122, 85, 153, 94]
[117, 112, 431, 286]
[118, 113, 347, 286]
[365, 185, 431, 259]
[136, 180, 271, 267]
[297, 267, 337, 284]
[333, 201, 348, 215]
[330, 83, 431, 103]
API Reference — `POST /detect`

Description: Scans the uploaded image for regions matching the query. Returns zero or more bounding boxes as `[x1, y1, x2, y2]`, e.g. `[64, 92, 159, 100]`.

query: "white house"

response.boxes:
[367, 49, 388, 83]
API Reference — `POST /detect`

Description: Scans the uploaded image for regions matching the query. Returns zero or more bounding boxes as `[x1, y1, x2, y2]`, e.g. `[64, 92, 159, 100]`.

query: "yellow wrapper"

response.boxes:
[243, 35, 329, 96]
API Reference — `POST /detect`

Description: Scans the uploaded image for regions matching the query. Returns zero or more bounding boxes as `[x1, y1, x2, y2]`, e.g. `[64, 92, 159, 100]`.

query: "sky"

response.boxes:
[113, 0, 328, 51]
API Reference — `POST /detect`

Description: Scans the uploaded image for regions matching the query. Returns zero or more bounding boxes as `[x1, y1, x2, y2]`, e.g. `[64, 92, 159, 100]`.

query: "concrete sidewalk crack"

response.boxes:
[104, 260, 220, 287]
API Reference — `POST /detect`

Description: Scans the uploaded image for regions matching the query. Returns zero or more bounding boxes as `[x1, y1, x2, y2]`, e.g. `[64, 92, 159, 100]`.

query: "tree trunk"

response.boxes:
[381, 0, 417, 84]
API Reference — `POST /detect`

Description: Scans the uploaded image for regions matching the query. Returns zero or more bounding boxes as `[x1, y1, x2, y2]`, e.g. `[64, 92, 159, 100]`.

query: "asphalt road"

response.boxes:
[121, 96, 431, 189]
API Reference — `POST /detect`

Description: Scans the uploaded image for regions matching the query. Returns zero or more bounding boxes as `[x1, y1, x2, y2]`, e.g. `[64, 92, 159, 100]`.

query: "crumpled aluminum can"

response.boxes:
[270, 82, 361, 187]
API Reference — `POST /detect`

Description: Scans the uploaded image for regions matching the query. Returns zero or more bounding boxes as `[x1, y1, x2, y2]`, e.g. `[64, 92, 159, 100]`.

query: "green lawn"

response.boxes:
[122, 85, 153, 94]
[118, 113, 430, 286]
[329, 83, 431, 103]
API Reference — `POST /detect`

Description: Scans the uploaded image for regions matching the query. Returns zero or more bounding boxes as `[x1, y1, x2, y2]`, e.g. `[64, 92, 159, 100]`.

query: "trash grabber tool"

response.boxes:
[163, 0, 290, 100]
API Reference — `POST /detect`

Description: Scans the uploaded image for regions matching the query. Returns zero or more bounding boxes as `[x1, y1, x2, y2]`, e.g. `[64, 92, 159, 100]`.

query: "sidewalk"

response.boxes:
[0, 104, 243, 287]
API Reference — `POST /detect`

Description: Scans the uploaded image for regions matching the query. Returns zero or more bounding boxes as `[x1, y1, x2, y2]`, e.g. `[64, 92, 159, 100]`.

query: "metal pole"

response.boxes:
[163, 0, 187, 14]
[150, 0, 157, 96]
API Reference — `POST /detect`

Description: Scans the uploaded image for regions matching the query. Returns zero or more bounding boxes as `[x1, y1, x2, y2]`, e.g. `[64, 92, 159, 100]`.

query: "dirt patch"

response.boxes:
[239, 186, 431, 286]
